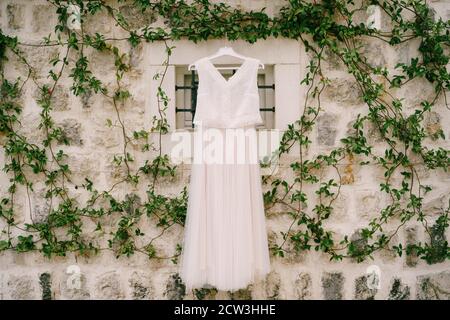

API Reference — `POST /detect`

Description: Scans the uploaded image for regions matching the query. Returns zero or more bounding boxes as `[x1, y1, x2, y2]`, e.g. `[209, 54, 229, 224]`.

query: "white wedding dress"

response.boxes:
[179, 56, 271, 292]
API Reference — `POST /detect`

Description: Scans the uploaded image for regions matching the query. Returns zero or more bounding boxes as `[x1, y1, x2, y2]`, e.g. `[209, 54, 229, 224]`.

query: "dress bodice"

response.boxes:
[192, 57, 264, 128]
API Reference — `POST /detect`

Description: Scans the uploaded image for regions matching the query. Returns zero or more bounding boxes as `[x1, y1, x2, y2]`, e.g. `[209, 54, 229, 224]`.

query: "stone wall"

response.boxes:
[0, 0, 449, 300]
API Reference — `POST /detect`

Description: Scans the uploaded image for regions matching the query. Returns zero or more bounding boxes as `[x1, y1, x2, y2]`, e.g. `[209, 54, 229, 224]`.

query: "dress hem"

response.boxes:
[181, 265, 272, 293]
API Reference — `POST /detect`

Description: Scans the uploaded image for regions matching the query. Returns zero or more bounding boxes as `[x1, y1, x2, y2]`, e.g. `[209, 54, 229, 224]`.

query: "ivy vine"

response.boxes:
[0, 0, 449, 267]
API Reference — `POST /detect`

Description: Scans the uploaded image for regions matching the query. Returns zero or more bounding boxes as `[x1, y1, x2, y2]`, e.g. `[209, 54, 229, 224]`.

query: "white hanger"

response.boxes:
[188, 46, 264, 71]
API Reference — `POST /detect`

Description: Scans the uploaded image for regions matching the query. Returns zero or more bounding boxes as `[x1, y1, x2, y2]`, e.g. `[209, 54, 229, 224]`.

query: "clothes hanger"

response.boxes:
[188, 46, 265, 71]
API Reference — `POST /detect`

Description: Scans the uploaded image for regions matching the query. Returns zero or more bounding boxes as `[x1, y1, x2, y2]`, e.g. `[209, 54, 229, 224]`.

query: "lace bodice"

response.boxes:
[192, 57, 264, 128]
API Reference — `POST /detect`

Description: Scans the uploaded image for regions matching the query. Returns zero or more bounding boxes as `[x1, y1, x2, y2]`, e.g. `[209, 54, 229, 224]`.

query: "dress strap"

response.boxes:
[196, 58, 208, 70]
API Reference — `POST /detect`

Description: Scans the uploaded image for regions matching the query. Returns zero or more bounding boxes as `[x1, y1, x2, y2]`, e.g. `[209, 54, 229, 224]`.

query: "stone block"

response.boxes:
[193, 287, 218, 300]
[417, 271, 450, 300]
[359, 39, 388, 68]
[94, 271, 124, 299]
[23, 46, 60, 79]
[31, 187, 51, 223]
[118, 5, 157, 29]
[354, 274, 378, 300]
[321, 272, 344, 300]
[317, 113, 338, 146]
[405, 226, 419, 267]
[83, 8, 112, 35]
[294, 272, 312, 300]
[355, 190, 385, 220]
[228, 285, 253, 300]
[129, 271, 154, 300]
[32, 4, 57, 33]
[61, 119, 83, 146]
[39, 272, 52, 300]
[7, 4, 25, 30]
[165, 273, 186, 300]
[426, 221, 447, 265]
[33, 84, 70, 112]
[425, 111, 443, 140]
[423, 191, 449, 215]
[7, 275, 38, 300]
[388, 278, 410, 300]
[349, 229, 368, 260]
[395, 78, 436, 110]
[264, 270, 281, 300]
[323, 78, 363, 105]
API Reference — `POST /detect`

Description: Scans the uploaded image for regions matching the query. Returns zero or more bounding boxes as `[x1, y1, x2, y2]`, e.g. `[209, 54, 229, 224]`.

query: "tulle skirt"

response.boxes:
[179, 125, 271, 292]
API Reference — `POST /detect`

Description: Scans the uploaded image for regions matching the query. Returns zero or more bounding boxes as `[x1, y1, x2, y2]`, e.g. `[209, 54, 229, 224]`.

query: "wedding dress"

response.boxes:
[179, 56, 271, 292]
